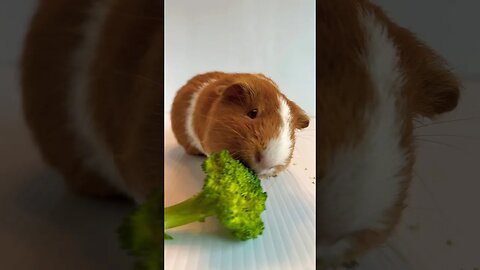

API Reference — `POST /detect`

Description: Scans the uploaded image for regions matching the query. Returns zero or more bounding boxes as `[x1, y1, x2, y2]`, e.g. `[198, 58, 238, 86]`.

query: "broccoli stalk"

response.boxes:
[164, 150, 268, 240]
[163, 194, 213, 230]
[118, 150, 268, 269]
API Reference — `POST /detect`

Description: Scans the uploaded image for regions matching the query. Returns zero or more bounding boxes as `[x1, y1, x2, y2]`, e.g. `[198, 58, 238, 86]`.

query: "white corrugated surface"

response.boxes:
[164, 114, 316, 270]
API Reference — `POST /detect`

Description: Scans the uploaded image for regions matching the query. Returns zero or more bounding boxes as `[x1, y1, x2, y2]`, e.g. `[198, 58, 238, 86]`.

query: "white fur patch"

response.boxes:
[317, 12, 406, 259]
[185, 80, 216, 155]
[68, 1, 129, 195]
[260, 96, 293, 174]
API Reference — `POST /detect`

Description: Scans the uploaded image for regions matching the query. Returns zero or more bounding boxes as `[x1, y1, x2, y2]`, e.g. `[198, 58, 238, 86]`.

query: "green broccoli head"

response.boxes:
[164, 150, 268, 240]
[118, 191, 164, 270]
[201, 150, 268, 240]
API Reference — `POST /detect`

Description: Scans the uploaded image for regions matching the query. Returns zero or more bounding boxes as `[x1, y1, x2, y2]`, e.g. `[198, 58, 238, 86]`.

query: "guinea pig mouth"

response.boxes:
[236, 159, 271, 178]
[237, 159, 256, 172]
[233, 155, 278, 179]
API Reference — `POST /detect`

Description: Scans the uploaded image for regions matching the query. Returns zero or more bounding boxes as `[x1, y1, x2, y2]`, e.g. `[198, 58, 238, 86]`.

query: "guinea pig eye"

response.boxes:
[247, 109, 258, 119]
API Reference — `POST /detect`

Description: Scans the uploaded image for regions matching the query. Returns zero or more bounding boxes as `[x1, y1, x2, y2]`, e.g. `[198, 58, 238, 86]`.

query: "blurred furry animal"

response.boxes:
[21, 0, 164, 203]
[316, 0, 460, 267]
[170, 72, 309, 178]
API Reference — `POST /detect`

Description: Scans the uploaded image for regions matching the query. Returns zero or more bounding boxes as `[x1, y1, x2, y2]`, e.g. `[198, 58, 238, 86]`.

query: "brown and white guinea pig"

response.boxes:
[316, 0, 460, 268]
[170, 72, 310, 178]
[21, 0, 164, 203]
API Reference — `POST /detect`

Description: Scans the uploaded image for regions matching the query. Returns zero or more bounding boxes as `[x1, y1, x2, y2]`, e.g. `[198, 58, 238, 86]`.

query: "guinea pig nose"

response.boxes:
[255, 152, 263, 163]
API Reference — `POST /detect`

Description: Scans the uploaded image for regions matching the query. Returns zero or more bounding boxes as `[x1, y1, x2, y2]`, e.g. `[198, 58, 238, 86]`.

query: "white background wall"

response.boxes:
[164, 0, 316, 115]
[371, 0, 480, 80]
[0, 1, 36, 66]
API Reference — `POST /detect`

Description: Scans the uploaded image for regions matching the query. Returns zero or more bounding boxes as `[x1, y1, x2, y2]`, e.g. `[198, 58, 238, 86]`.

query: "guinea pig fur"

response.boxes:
[316, 0, 460, 267]
[170, 72, 310, 178]
[21, 0, 164, 203]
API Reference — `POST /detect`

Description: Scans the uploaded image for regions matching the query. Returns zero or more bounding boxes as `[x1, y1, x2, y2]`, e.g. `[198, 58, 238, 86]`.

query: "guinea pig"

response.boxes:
[316, 0, 460, 268]
[21, 0, 164, 203]
[170, 72, 310, 178]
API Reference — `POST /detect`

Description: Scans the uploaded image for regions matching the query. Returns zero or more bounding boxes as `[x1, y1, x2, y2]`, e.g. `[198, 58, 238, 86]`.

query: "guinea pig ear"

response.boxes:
[410, 67, 460, 118]
[288, 100, 310, 130]
[393, 26, 461, 118]
[217, 82, 252, 103]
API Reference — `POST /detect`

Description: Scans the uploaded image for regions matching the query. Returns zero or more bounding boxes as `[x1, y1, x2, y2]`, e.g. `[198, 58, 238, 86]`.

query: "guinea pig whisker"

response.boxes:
[296, 134, 315, 143]
[228, 149, 252, 157]
[414, 116, 480, 129]
[382, 241, 415, 270]
[415, 138, 472, 154]
[296, 130, 315, 137]
[416, 134, 480, 140]
[209, 126, 247, 140]
[209, 128, 244, 139]
[412, 171, 450, 238]
[226, 128, 246, 139]
[205, 141, 252, 158]
[415, 138, 458, 149]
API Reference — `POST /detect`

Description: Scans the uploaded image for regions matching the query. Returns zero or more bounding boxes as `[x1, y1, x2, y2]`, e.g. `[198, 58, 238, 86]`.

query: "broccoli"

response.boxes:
[118, 191, 164, 270]
[164, 150, 268, 240]
[118, 150, 268, 269]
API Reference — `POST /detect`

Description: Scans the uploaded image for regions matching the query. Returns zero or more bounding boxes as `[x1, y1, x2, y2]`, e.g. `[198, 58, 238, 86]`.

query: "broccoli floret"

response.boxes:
[118, 150, 268, 269]
[118, 191, 164, 270]
[165, 150, 268, 240]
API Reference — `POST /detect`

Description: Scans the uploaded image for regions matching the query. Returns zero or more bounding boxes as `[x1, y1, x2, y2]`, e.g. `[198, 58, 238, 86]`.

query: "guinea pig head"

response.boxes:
[204, 75, 309, 178]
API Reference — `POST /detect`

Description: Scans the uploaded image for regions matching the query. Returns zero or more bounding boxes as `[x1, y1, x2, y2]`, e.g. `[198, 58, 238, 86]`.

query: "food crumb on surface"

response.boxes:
[446, 240, 453, 246]
[305, 168, 307, 170]
[312, 181, 315, 184]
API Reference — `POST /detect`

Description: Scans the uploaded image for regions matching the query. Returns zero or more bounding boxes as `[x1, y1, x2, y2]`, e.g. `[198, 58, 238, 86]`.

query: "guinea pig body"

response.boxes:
[21, 0, 163, 203]
[171, 72, 310, 178]
[316, 0, 460, 267]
